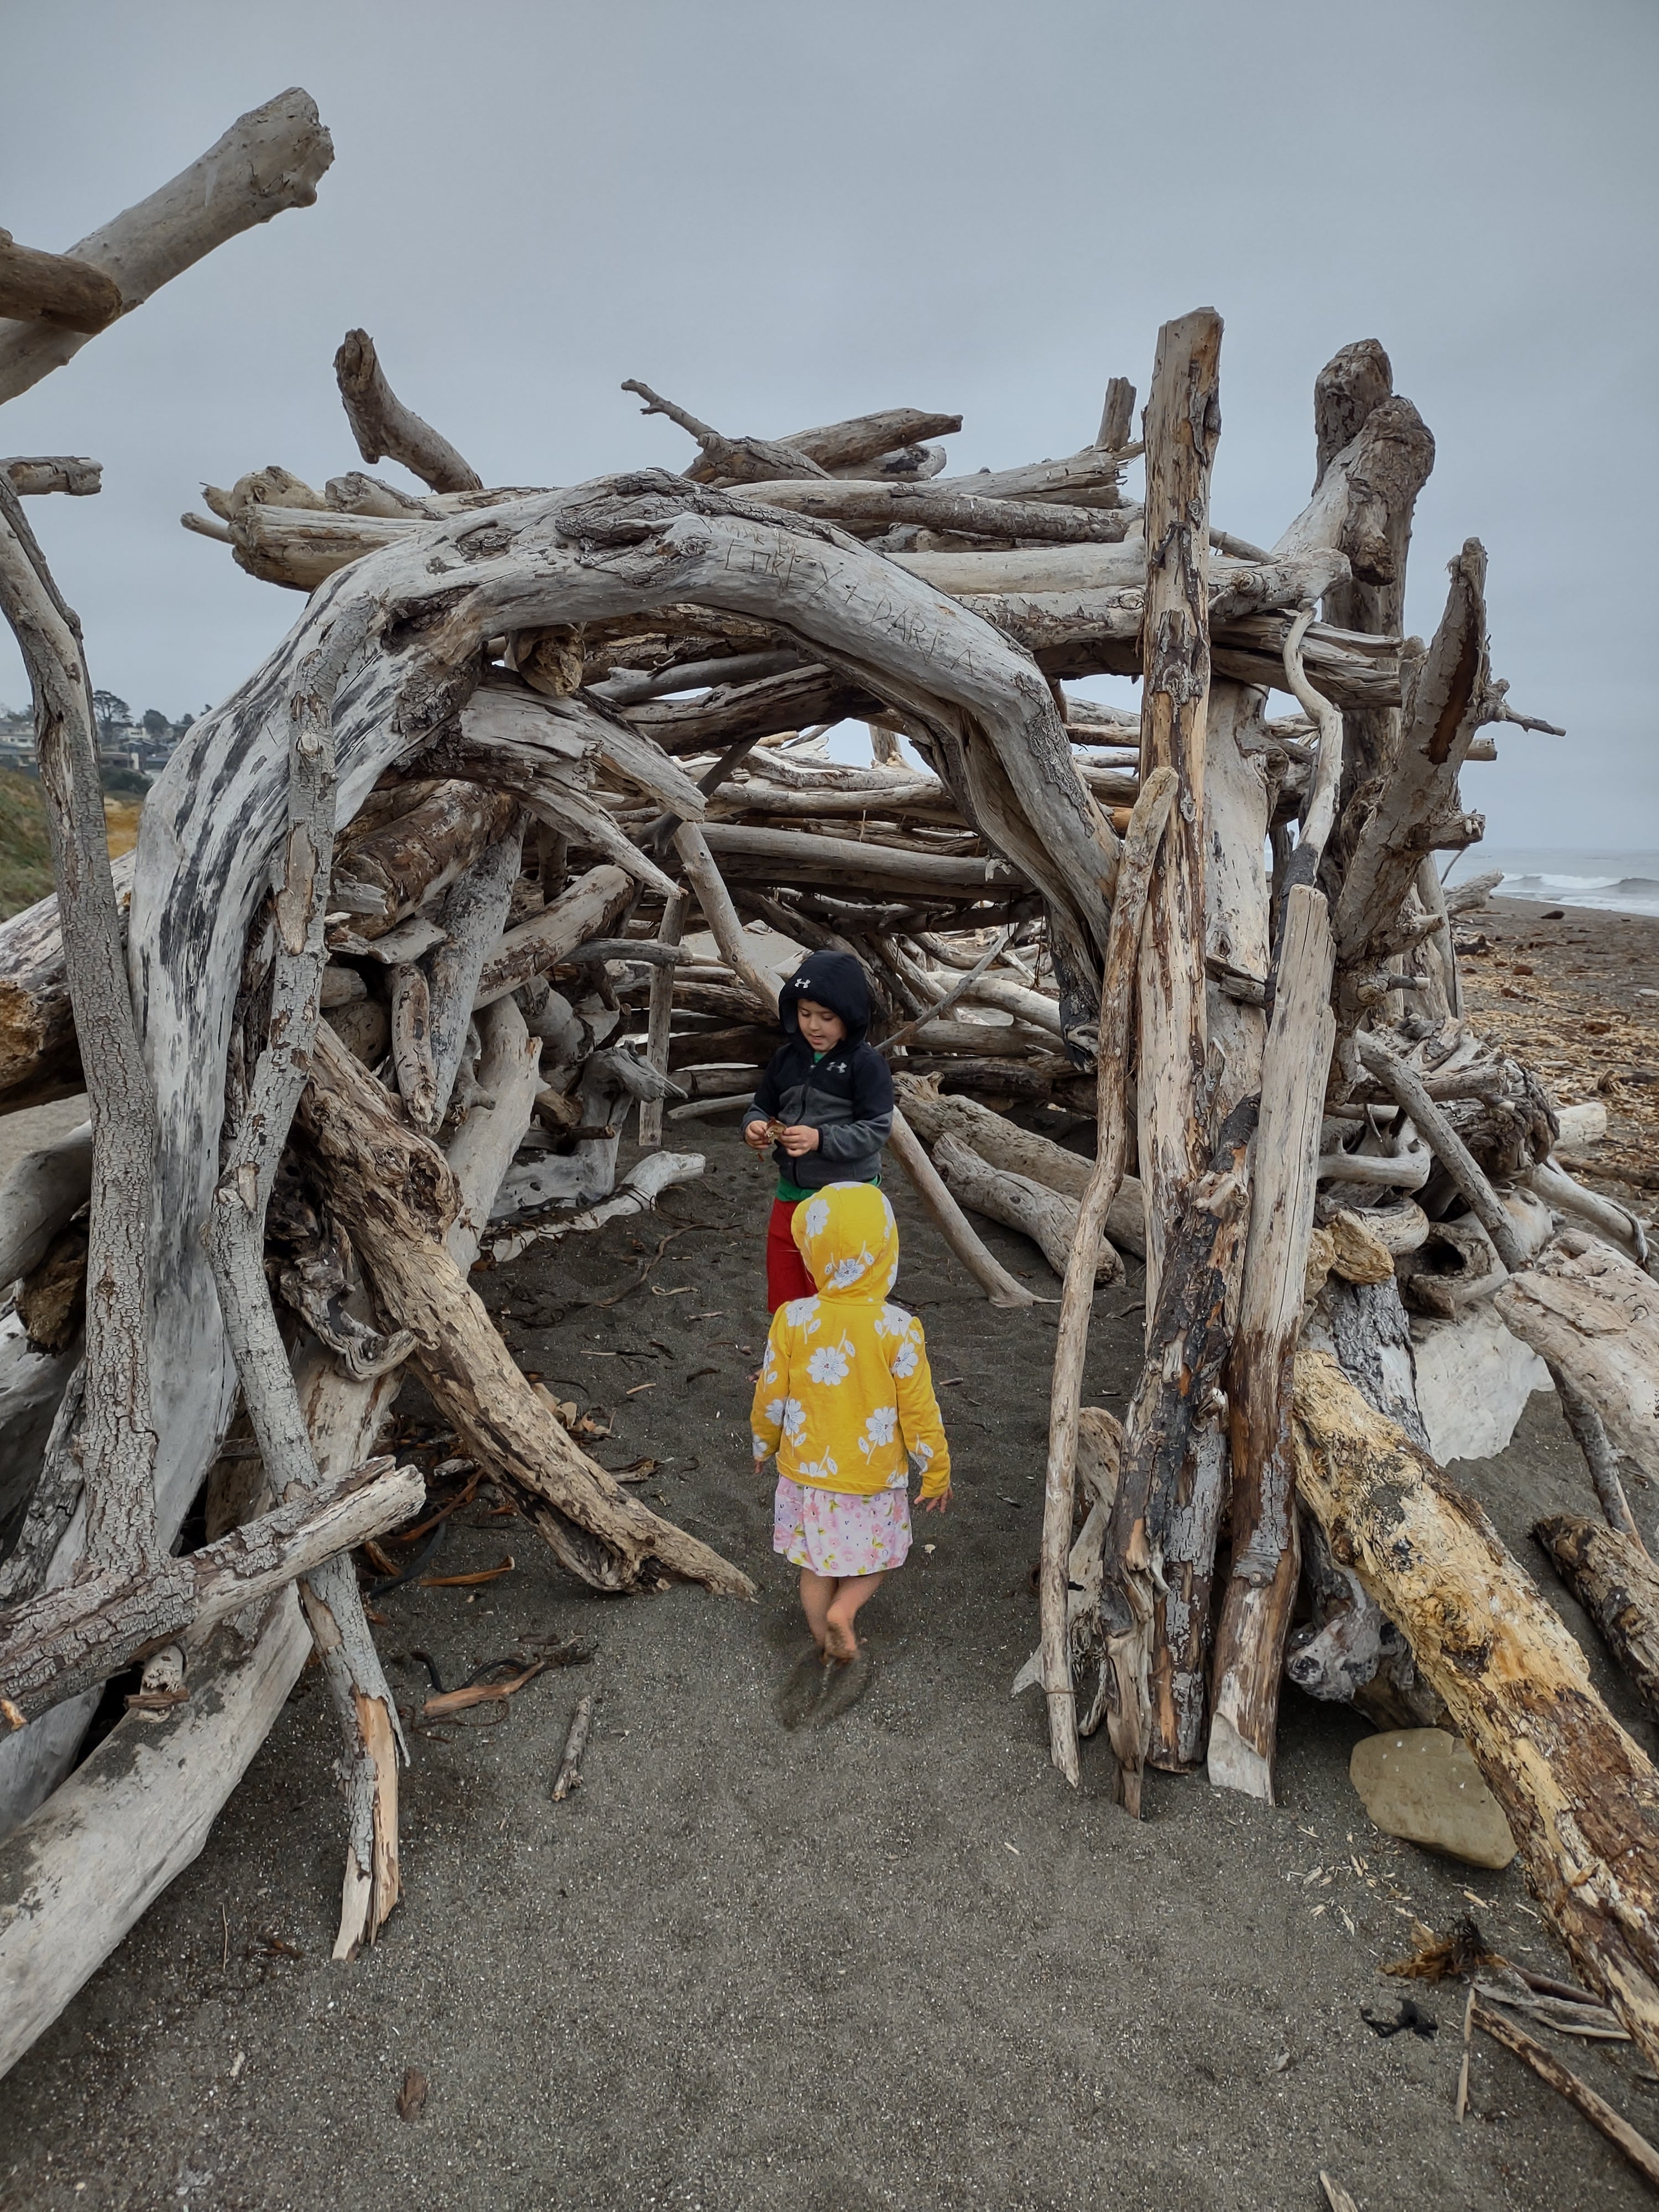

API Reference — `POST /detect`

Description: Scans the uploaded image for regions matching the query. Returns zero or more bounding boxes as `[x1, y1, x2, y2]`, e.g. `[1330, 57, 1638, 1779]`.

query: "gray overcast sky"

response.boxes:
[2, 0, 1655, 847]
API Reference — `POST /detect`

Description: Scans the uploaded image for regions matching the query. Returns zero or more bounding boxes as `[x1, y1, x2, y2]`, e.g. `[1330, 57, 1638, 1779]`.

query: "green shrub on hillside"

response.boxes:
[0, 770, 55, 920]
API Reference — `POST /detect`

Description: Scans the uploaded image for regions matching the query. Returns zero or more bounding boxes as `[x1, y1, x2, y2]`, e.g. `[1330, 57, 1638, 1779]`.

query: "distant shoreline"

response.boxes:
[1448, 851, 1659, 921]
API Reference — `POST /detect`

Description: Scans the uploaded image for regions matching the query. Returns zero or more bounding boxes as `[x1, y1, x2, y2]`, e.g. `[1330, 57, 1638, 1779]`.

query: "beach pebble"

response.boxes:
[1349, 1728, 1516, 1869]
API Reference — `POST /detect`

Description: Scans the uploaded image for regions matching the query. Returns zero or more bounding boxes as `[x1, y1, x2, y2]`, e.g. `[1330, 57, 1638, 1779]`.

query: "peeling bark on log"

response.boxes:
[1136, 308, 1222, 1298]
[1100, 1104, 1255, 1817]
[1131, 683, 1275, 1773]
[333, 783, 518, 938]
[0, 1457, 419, 1720]
[1292, 1350, 1659, 2071]
[0, 90, 334, 406]
[1536, 1516, 1659, 1721]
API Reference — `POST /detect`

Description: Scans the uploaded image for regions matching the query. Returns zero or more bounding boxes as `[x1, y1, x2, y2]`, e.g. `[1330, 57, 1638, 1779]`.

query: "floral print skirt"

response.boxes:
[773, 1475, 911, 1577]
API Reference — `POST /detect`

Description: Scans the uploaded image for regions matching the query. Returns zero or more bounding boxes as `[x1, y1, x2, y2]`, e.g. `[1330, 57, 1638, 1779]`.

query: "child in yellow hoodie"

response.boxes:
[750, 1180, 951, 1663]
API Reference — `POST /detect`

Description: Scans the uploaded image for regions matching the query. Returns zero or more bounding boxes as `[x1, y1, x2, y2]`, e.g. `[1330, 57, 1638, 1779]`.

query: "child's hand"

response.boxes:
[778, 1124, 821, 1157]
[921, 1483, 951, 1514]
[743, 1119, 775, 1152]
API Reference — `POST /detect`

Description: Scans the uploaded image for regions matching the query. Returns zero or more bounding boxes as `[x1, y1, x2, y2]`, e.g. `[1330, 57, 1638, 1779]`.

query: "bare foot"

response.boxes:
[823, 1618, 857, 1663]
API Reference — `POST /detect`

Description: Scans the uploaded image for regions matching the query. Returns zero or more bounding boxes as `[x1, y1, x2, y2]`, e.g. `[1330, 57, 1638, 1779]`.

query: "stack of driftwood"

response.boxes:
[1, 89, 1657, 2117]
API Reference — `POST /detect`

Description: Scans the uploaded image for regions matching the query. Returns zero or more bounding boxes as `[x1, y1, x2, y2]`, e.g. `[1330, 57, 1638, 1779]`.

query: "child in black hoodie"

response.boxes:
[742, 950, 895, 1312]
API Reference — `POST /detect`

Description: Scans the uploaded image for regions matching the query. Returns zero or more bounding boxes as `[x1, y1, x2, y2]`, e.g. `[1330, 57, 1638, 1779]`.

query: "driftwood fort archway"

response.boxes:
[2, 88, 1658, 2091]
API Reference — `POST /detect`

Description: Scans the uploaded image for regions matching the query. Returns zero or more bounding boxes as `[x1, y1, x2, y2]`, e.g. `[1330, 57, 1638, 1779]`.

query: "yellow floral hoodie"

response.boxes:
[750, 1181, 951, 1499]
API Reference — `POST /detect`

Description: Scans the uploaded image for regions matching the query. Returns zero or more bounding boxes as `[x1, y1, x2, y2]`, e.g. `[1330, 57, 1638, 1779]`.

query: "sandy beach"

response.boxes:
[1, 901, 1655, 2209]
[1458, 897, 1659, 1202]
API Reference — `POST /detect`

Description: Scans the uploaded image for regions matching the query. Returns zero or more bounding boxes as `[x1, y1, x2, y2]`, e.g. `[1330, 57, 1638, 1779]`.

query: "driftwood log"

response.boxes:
[1295, 1352, 1659, 2067]
[1536, 1516, 1659, 1722]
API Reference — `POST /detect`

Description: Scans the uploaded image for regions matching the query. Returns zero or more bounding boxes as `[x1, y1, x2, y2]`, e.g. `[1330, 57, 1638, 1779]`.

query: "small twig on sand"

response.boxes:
[1472, 1999, 1659, 2188]
[552, 1695, 594, 1801]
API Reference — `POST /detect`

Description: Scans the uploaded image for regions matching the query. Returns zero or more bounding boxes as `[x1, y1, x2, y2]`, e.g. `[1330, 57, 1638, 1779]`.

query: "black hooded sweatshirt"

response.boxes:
[743, 950, 895, 1193]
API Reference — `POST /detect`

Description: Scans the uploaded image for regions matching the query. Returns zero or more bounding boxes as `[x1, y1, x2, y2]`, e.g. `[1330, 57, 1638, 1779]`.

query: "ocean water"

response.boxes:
[1445, 851, 1659, 920]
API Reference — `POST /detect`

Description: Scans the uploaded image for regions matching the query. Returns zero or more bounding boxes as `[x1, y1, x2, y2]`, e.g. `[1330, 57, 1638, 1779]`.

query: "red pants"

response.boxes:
[766, 1197, 816, 1313]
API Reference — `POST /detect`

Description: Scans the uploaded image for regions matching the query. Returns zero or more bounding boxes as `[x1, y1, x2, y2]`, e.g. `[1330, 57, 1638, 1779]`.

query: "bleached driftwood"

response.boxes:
[1208, 885, 1336, 1801]
[0, 90, 335, 405]
[891, 1078, 1147, 1259]
[424, 825, 523, 1126]
[1, 457, 102, 498]
[0, 1458, 418, 1720]
[1039, 769, 1175, 1783]
[637, 887, 689, 1150]
[0, 1120, 91, 1288]
[0, 483, 161, 1602]
[1293, 1350, 1659, 2070]
[0, 993, 538, 2071]
[488, 1150, 706, 1267]
[1497, 1236, 1659, 1489]
[934, 1131, 1118, 1286]
[0, 233, 122, 333]
[1100, 1107, 1255, 1817]
[1135, 308, 1220, 1298]
[334, 329, 482, 495]
[299, 1022, 750, 1595]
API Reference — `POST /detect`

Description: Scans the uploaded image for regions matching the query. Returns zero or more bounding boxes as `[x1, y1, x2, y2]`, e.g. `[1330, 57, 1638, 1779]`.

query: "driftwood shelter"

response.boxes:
[1, 87, 1656, 2131]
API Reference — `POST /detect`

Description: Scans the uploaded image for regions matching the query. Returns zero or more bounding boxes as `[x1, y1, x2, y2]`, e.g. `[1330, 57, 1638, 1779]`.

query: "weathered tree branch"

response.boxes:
[0, 91, 334, 405]
[335, 328, 482, 494]
[0, 482, 159, 1575]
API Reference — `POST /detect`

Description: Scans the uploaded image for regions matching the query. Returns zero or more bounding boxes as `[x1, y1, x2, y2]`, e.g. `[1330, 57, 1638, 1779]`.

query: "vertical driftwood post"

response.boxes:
[1208, 883, 1336, 1798]
[1310, 341, 1434, 817]
[1122, 309, 1227, 1778]
[637, 886, 688, 1151]
[1149, 682, 1271, 1767]
[1100, 1105, 1255, 1816]
[1135, 307, 1221, 1298]
[0, 482, 160, 1574]
[1039, 769, 1176, 1782]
